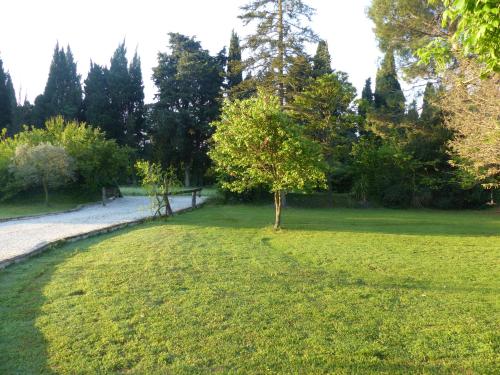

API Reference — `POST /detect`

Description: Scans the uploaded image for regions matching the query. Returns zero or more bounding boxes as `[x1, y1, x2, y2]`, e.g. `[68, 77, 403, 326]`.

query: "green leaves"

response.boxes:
[210, 91, 326, 195]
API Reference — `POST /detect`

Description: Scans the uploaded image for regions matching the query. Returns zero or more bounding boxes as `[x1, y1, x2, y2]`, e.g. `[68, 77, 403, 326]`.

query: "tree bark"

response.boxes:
[277, 0, 285, 107]
[274, 191, 282, 230]
[43, 179, 49, 206]
[184, 164, 191, 187]
[326, 172, 334, 208]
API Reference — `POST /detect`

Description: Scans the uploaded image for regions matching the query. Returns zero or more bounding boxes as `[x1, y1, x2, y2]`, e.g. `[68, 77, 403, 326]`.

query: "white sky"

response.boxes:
[0, 0, 383, 104]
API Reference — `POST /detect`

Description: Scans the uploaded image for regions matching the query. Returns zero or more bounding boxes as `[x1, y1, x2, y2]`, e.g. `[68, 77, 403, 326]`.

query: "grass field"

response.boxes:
[0, 205, 498, 373]
[0, 190, 100, 220]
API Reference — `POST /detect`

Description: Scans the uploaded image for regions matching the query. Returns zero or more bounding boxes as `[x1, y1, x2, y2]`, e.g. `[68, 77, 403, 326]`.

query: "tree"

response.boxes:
[126, 51, 146, 150]
[373, 50, 406, 124]
[227, 31, 243, 93]
[152, 33, 224, 186]
[210, 92, 325, 229]
[239, 0, 318, 106]
[83, 62, 113, 133]
[358, 78, 374, 119]
[285, 54, 313, 102]
[312, 40, 332, 78]
[34, 44, 83, 125]
[418, 0, 500, 75]
[0, 58, 13, 132]
[10, 143, 75, 205]
[289, 72, 357, 205]
[442, 61, 499, 191]
[368, 0, 447, 78]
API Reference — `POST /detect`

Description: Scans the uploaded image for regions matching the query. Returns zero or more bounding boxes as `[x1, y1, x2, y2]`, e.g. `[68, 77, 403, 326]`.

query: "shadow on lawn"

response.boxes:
[0, 230, 126, 374]
[172, 204, 500, 237]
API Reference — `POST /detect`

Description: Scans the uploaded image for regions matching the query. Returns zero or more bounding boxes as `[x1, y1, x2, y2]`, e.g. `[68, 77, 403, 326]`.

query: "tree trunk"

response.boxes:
[274, 191, 282, 230]
[277, 0, 285, 107]
[327, 172, 334, 208]
[43, 179, 49, 206]
[184, 165, 191, 187]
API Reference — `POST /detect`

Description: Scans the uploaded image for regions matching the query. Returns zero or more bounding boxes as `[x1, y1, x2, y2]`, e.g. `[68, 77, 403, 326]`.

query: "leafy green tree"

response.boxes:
[373, 50, 406, 124]
[312, 40, 332, 78]
[152, 33, 224, 186]
[0, 58, 13, 132]
[227, 31, 243, 93]
[418, 0, 500, 75]
[239, 0, 318, 106]
[10, 142, 75, 205]
[210, 92, 325, 229]
[289, 72, 357, 204]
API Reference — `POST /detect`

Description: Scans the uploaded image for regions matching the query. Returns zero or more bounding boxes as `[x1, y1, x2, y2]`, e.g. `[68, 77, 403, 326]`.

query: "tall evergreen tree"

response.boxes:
[227, 31, 243, 92]
[83, 62, 112, 131]
[358, 77, 374, 119]
[34, 44, 83, 125]
[285, 54, 313, 102]
[239, 0, 318, 106]
[374, 50, 406, 123]
[0, 58, 13, 132]
[406, 99, 419, 123]
[312, 40, 332, 78]
[5, 73, 19, 135]
[107, 41, 131, 144]
[126, 51, 145, 150]
[152, 33, 224, 186]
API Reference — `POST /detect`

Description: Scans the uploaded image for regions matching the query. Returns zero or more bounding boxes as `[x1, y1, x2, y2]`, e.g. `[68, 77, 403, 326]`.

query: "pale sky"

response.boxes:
[0, 0, 382, 104]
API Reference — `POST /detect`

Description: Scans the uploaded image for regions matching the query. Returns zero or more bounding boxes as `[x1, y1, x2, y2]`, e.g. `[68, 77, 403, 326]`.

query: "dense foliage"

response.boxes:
[0, 117, 130, 201]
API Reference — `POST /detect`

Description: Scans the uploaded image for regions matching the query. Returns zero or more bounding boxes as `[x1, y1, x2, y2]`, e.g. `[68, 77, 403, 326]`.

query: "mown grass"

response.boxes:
[0, 190, 100, 220]
[0, 205, 498, 374]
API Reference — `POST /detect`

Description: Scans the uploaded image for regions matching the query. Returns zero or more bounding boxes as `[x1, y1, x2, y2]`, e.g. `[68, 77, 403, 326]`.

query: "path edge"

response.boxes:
[0, 202, 206, 270]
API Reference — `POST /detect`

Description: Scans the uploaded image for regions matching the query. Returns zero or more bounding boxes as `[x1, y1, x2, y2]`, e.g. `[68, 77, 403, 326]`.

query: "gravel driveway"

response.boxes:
[0, 196, 205, 264]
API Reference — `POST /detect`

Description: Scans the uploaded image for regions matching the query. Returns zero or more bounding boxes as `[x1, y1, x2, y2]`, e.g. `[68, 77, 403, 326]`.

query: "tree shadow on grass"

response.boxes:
[170, 204, 500, 237]
[0, 229, 132, 374]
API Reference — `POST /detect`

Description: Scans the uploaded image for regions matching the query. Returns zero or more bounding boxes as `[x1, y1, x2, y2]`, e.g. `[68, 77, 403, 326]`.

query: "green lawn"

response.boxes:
[0, 190, 100, 220]
[0, 206, 499, 374]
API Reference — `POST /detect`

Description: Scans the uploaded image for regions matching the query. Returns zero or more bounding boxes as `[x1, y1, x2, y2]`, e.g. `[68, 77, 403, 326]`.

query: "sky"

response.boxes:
[0, 0, 383, 104]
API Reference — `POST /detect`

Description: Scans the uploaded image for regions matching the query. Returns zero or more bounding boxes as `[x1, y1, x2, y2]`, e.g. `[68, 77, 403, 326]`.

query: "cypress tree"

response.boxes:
[406, 99, 419, 123]
[312, 40, 332, 78]
[5, 73, 19, 135]
[374, 50, 406, 123]
[0, 58, 13, 131]
[358, 77, 374, 119]
[35, 44, 82, 125]
[126, 51, 145, 149]
[374, 50, 405, 123]
[227, 31, 243, 91]
[107, 41, 132, 144]
[83, 62, 112, 130]
[285, 54, 313, 102]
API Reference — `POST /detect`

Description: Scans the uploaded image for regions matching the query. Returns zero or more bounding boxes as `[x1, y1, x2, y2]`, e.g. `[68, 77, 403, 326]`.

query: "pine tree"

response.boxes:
[0, 58, 13, 131]
[239, 0, 318, 106]
[374, 50, 406, 123]
[285, 54, 313, 102]
[227, 31, 243, 92]
[152, 33, 224, 186]
[312, 40, 332, 78]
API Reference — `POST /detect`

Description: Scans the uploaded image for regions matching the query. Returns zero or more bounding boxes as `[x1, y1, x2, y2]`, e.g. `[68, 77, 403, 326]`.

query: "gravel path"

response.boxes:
[0, 196, 206, 264]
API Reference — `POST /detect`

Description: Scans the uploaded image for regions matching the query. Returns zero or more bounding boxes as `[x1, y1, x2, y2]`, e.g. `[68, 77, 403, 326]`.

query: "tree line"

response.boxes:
[0, 0, 498, 214]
